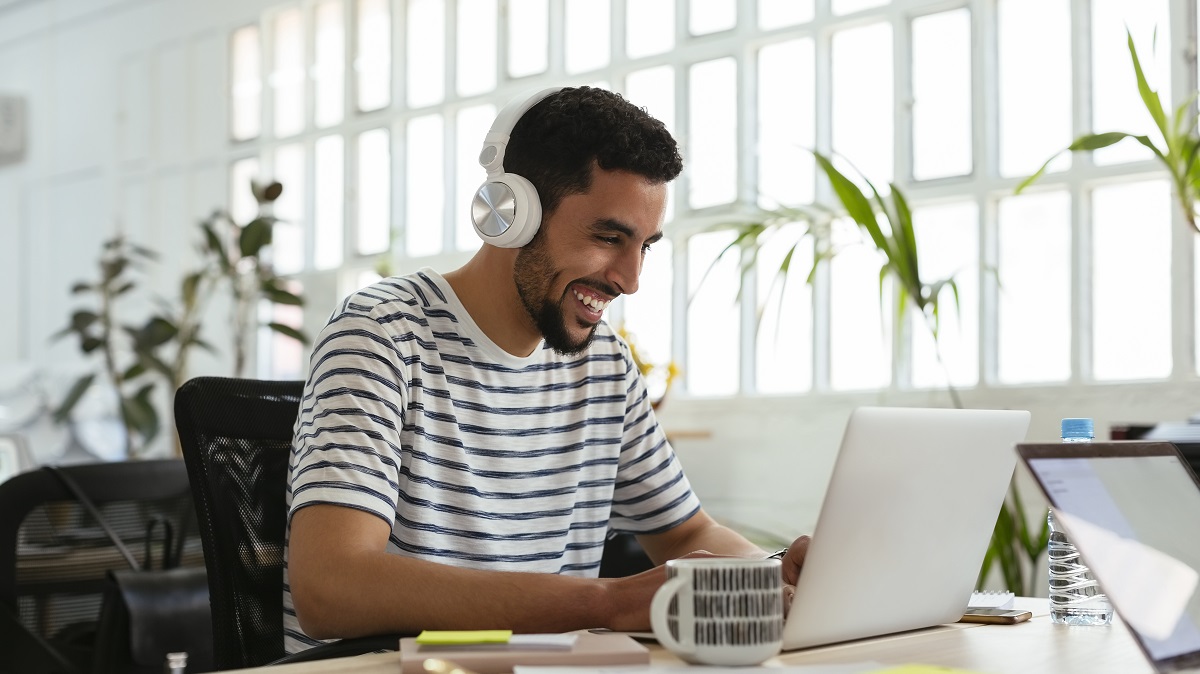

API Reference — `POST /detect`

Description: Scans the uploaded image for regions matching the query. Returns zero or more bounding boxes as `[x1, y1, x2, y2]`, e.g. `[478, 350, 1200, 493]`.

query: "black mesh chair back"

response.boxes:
[0, 459, 201, 673]
[173, 377, 301, 670]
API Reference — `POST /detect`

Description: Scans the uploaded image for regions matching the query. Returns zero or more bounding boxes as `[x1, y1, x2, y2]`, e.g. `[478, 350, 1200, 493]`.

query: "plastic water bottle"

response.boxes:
[1047, 418, 1113, 625]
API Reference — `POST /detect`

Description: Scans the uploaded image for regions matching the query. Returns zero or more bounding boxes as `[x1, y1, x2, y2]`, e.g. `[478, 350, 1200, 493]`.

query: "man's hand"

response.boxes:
[778, 535, 811, 586]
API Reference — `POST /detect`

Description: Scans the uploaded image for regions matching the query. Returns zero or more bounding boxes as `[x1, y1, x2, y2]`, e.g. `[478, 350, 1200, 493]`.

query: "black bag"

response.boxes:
[43, 466, 214, 674]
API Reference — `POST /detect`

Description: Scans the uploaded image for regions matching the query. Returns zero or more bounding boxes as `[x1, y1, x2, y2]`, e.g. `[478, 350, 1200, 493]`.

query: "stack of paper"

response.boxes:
[399, 631, 649, 674]
[967, 591, 1014, 609]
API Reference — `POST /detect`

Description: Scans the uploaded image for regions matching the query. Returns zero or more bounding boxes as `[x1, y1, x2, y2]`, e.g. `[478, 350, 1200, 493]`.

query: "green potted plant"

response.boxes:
[53, 236, 173, 458]
[1017, 30, 1200, 235]
[701, 150, 1042, 592]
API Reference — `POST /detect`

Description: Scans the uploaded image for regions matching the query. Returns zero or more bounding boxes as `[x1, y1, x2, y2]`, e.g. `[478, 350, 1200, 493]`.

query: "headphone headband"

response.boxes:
[478, 87, 564, 178]
[470, 87, 565, 249]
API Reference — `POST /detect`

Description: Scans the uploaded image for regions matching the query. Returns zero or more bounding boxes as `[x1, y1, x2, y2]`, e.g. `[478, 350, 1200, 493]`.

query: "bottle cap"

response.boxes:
[1061, 418, 1094, 439]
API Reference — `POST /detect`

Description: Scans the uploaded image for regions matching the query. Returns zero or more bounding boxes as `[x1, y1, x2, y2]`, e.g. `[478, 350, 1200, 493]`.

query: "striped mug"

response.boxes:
[650, 557, 784, 665]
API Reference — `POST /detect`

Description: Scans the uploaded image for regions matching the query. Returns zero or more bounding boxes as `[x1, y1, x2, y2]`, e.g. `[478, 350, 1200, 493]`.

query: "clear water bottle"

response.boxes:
[1047, 418, 1113, 625]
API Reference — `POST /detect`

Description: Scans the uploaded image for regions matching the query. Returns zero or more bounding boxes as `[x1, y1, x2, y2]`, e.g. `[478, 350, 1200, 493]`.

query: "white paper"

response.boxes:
[516, 664, 887, 674]
[1055, 510, 1199, 640]
[508, 634, 579, 650]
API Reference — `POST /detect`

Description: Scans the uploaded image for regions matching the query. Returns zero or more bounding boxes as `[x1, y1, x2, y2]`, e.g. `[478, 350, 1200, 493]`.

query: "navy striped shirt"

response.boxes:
[282, 269, 700, 653]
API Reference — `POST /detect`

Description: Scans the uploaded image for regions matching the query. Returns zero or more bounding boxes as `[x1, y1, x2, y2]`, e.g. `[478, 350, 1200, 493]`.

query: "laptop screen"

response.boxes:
[1025, 447, 1200, 666]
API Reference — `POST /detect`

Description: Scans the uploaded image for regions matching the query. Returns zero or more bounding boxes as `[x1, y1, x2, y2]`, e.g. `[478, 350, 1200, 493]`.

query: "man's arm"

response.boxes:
[634, 509, 765, 565]
[635, 510, 813, 585]
[288, 504, 666, 638]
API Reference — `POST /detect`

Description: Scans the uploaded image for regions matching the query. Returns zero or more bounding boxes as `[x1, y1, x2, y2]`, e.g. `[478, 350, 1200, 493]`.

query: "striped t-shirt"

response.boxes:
[282, 269, 701, 653]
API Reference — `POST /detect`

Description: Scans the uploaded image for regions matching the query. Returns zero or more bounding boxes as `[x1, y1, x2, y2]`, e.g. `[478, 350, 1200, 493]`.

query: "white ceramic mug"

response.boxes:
[650, 557, 784, 666]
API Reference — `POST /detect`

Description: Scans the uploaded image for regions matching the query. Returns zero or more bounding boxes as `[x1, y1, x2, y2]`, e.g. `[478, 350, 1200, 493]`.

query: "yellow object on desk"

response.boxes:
[416, 631, 513, 646]
[873, 662, 984, 666]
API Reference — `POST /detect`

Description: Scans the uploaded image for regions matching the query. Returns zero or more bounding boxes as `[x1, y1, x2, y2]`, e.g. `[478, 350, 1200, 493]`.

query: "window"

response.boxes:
[230, 26, 262, 141]
[689, 0, 735, 36]
[832, 23, 893, 188]
[507, 0, 548, 77]
[229, 0, 1198, 393]
[1092, 180, 1172, 380]
[911, 9, 972, 180]
[687, 231, 740, 396]
[627, 0, 673, 59]
[313, 134, 345, 269]
[356, 0, 391, 111]
[271, 143, 306, 275]
[564, 0, 609, 74]
[687, 58, 737, 209]
[998, 0, 1071, 178]
[457, 0, 497, 97]
[407, 0, 444, 107]
[406, 114, 444, 257]
[997, 191, 1071, 384]
[356, 128, 391, 256]
[313, 1, 345, 128]
[270, 8, 306, 138]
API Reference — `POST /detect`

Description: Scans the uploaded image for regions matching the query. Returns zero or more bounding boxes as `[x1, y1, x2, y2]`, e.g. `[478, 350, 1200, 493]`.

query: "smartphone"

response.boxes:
[959, 608, 1033, 625]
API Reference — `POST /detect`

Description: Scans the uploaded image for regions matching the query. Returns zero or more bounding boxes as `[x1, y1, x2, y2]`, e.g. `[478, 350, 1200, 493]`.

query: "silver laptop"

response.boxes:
[782, 406, 1031, 650]
[1018, 441, 1200, 673]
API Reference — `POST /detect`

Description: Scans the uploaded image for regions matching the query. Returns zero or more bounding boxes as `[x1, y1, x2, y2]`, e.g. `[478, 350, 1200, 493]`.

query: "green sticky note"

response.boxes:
[416, 630, 513, 646]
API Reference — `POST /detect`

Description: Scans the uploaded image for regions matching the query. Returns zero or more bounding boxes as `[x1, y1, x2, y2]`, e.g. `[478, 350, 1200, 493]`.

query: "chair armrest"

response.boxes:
[270, 633, 409, 665]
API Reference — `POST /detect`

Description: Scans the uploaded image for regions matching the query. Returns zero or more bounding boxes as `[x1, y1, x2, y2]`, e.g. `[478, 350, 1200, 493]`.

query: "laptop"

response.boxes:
[782, 406, 1031, 650]
[1017, 441, 1200, 673]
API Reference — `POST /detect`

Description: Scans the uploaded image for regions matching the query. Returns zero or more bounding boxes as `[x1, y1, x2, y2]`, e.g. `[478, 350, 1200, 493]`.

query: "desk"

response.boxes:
[235, 599, 1154, 674]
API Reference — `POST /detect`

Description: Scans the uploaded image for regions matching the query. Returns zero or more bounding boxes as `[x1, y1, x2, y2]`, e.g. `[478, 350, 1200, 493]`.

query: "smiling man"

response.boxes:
[282, 87, 809, 654]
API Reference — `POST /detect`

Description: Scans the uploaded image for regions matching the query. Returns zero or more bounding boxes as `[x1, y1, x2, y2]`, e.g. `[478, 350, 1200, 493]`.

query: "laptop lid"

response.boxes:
[782, 406, 1031, 651]
[1017, 442, 1200, 673]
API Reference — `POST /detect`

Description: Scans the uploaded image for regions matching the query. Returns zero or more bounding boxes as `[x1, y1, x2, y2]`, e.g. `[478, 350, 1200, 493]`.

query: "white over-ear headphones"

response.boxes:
[471, 87, 564, 248]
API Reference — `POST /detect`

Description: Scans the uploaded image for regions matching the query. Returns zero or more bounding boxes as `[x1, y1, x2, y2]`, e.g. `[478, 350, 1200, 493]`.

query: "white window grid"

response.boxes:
[228, 0, 1200, 393]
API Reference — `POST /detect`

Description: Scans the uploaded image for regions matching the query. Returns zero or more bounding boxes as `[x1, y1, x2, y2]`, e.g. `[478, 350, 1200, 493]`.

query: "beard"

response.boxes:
[513, 237, 605, 356]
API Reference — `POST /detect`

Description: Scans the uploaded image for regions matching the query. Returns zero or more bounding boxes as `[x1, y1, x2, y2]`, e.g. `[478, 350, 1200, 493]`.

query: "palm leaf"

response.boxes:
[1128, 29, 1169, 148]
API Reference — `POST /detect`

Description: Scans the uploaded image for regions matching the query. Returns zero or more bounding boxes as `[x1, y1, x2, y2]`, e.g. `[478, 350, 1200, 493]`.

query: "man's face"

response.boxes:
[513, 168, 668, 355]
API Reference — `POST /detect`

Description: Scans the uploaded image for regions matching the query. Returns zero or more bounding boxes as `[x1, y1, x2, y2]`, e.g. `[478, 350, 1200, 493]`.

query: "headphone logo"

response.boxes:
[471, 87, 564, 248]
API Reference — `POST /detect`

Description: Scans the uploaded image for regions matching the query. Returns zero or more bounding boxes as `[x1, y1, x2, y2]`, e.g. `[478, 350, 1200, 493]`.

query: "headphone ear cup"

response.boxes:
[472, 173, 542, 248]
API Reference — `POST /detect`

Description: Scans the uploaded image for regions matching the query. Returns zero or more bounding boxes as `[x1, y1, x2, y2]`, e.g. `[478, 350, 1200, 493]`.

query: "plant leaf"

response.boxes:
[70, 282, 93, 294]
[182, 272, 204, 307]
[123, 362, 147, 381]
[1015, 132, 1135, 194]
[52, 373, 96, 423]
[81, 336, 104, 353]
[121, 387, 159, 445]
[267, 321, 308, 343]
[889, 184, 920, 302]
[1128, 29, 1170, 146]
[201, 220, 231, 272]
[144, 316, 179, 347]
[812, 153, 888, 251]
[69, 310, 99, 333]
[102, 256, 130, 283]
[240, 217, 274, 258]
[261, 283, 304, 306]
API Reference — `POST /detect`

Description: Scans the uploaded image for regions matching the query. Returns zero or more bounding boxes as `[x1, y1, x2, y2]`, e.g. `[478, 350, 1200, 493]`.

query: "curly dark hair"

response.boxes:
[504, 86, 683, 217]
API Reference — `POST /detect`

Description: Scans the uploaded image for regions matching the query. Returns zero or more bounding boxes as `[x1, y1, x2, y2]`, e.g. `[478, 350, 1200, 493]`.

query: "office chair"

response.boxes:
[0, 459, 205, 674]
[173, 376, 402, 670]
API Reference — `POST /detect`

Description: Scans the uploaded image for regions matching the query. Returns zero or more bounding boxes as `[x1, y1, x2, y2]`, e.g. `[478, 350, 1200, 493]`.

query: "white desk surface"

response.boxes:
[237, 598, 1155, 674]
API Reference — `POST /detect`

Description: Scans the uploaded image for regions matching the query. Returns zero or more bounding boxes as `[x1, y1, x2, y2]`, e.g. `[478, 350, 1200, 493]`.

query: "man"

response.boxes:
[284, 86, 809, 653]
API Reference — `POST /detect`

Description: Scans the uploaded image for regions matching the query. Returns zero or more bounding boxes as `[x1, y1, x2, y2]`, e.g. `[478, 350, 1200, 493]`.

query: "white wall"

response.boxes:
[2, 1, 1199, 577]
[0, 0, 275, 433]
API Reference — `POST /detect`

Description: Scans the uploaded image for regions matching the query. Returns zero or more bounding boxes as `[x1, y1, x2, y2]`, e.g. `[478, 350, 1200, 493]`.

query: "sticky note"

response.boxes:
[873, 662, 984, 666]
[416, 630, 513, 645]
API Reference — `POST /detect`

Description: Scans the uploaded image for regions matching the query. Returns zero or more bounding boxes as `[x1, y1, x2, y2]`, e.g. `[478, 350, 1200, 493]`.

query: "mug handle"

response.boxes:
[650, 576, 692, 656]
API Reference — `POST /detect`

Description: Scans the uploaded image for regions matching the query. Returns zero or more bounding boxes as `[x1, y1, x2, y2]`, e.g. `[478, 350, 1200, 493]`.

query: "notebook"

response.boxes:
[1017, 441, 1200, 673]
[782, 406, 1031, 650]
[968, 591, 1015, 610]
[398, 632, 648, 674]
